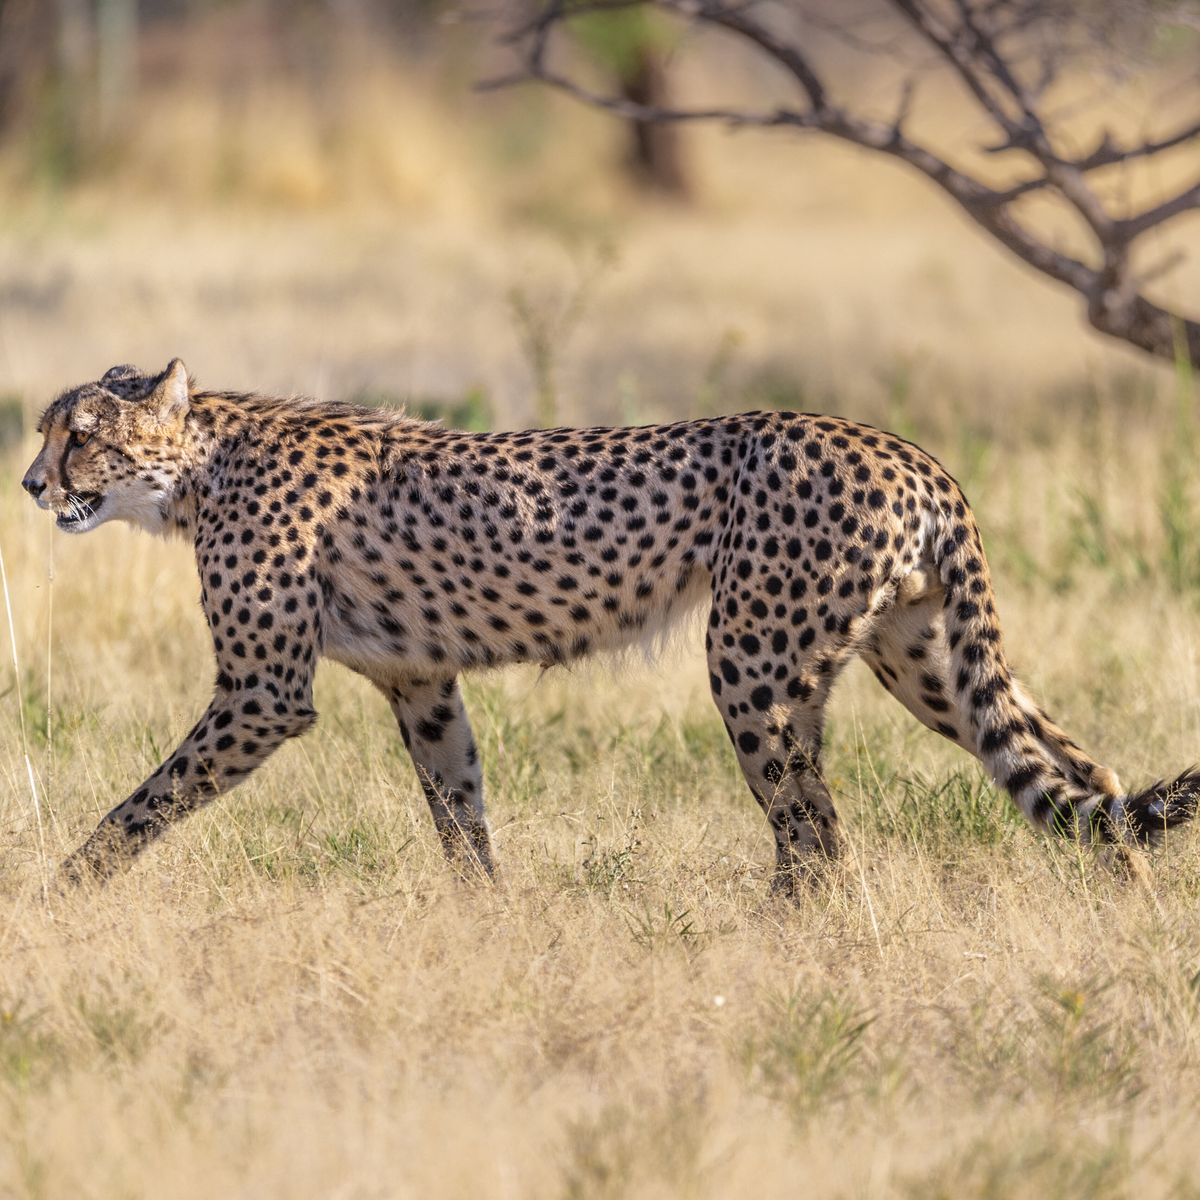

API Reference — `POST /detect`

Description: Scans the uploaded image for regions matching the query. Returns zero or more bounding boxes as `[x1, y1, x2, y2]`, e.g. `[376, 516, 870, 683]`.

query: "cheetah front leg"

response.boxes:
[61, 561, 321, 891]
[375, 675, 495, 879]
[61, 676, 318, 884]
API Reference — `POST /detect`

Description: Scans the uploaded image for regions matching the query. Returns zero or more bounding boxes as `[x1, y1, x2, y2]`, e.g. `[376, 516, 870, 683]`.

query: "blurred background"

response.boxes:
[0, 0, 1193, 444]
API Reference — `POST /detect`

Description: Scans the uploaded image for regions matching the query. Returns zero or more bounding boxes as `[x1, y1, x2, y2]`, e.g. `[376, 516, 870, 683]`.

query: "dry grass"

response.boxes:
[6, 489, 1200, 1200]
[3, 31, 1200, 1198]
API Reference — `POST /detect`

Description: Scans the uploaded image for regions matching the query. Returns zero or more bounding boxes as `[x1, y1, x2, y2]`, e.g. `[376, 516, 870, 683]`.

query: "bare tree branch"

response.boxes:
[1116, 176, 1200, 241]
[659, 0, 829, 111]
[891, 0, 1031, 144]
[491, 0, 1200, 368]
[1075, 119, 1200, 169]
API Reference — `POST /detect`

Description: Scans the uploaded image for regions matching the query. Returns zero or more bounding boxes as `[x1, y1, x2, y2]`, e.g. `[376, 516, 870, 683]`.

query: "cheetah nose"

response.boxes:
[21, 473, 45, 499]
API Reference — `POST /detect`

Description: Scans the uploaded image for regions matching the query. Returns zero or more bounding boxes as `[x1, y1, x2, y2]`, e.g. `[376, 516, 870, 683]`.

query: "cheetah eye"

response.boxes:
[70, 430, 91, 449]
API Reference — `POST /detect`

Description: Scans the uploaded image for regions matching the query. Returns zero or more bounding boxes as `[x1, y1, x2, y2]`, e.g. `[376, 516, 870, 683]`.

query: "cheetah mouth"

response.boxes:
[55, 492, 105, 530]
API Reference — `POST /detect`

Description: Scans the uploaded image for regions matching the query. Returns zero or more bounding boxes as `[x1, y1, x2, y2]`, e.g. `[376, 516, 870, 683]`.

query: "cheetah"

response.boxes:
[21, 359, 1200, 889]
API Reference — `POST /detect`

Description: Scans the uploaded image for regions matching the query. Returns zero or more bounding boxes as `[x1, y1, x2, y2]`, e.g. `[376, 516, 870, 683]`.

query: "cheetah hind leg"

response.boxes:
[707, 635, 847, 895]
[859, 568, 971, 752]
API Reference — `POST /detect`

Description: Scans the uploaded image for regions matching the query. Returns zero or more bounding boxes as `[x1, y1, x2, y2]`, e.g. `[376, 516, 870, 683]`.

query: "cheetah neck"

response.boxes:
[159, 390, 425, 540]
[161, 392, 273, 540]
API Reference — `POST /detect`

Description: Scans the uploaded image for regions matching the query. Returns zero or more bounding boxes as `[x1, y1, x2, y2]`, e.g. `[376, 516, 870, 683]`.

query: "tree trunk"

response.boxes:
[0, 0, 57, 132]
[619, 46, 690, 199]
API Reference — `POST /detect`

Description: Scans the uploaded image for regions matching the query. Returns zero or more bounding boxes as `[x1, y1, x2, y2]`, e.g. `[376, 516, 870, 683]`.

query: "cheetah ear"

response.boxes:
[101, 363, 143, 386]
[99, 363, 151, 401]
[150, 358, 191, 423]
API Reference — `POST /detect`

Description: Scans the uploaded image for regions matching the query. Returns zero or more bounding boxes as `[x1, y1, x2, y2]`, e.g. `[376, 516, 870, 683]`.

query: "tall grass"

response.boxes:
[3, 358, 1200, 1195]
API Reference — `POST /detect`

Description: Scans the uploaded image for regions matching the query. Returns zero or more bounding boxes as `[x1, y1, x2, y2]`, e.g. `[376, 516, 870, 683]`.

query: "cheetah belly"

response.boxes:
[319, 557, 714, 678]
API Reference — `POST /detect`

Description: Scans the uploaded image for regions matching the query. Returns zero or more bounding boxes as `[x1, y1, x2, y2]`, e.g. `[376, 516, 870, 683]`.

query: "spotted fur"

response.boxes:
[21, 360, 1199, 889]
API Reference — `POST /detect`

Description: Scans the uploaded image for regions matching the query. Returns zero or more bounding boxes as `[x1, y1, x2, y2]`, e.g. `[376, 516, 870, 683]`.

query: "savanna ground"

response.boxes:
[3, 21, 1200, 1197]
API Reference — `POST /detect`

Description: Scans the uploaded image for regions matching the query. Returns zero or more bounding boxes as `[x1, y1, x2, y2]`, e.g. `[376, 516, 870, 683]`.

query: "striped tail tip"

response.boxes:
[1107, 767, 1200, 846]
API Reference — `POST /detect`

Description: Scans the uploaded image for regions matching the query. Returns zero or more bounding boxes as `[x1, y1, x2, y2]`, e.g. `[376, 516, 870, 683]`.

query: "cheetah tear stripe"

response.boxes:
[22, 360, 1199, 889]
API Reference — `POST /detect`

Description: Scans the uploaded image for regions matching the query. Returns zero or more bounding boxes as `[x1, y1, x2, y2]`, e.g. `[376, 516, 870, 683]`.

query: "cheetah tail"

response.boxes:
[1108, 768, 1200, 846]
[933, 507, 1200, 846]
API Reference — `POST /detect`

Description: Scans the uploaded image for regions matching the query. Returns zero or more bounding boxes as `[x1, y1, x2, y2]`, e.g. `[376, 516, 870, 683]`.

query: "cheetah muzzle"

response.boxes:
[22, 359, 1200, 891]
[54, 491, 106, 531]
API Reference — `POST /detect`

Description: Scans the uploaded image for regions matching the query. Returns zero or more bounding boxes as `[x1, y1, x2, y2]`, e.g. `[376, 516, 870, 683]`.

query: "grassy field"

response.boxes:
[3, 38, 1200, 1196]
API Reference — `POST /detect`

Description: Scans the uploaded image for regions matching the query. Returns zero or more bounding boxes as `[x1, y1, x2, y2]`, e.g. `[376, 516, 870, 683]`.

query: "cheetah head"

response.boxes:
[22, 359, 192, 535]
